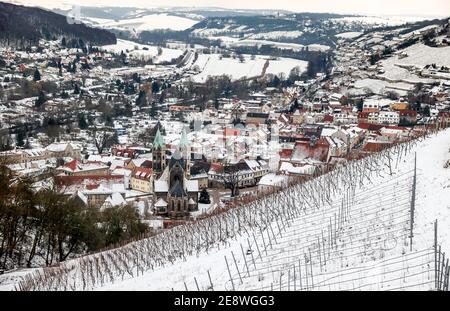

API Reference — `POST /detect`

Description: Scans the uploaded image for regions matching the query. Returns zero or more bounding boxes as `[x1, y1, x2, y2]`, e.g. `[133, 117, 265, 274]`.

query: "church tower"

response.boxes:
[152, 128, 166, 176]
[179, 128, 190, 178]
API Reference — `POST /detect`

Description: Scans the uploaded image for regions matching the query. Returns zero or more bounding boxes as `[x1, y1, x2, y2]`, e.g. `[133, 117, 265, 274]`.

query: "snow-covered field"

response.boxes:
[227, 39, 330, 52]
[332, 15, 432, 27]
[101, 39, 184, 64]
[336, 32, 364, 39]
[247, 31, 305, 40]
[5, 127, 449, 291]
[84, 13, 199, 33]
[188, 54, 308, 82]
[353, 79, 413, 96]
[380, 44, 450, 83]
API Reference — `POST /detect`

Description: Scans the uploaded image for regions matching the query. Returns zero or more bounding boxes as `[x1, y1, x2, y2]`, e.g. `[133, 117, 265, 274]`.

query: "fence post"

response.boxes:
[409, 152, 417, 251]
[225, 255, 235, 291]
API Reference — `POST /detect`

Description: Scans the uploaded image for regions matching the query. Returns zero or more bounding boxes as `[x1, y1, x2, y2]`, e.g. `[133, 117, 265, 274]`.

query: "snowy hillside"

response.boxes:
[101, 39, 184, 64]
[380, 43, 450, 83]
[188, 54, 308, 83]
[9, 127, 450, 291]
[84, 13, 199, 33]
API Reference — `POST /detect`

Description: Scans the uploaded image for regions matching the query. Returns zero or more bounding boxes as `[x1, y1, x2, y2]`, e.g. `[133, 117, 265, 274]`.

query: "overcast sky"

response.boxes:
[8, 0, 450, 17]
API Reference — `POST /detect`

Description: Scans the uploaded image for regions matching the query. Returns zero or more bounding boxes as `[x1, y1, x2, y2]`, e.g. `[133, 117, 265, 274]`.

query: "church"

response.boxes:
[152, 128, 199, 218]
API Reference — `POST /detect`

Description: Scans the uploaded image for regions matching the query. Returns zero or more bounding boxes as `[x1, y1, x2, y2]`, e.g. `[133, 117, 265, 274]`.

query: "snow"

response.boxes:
[154, 180, 169, 192]
[154, 198, 168, 207]
[248, 31, 304, 40]
[88, 13, 199, 33]
[97, 129, 450, 291]
[185, 179, 199, 192]
[101, 39, 184, 64]
[258, 173, 288, 187]
[331, 15, 432, 27]
[353, 79, 413, 96]
[336, 32, 363, 39]
[380, 44, 450, 84]
[189, 54, 307, 83]
[227, 39, 330, 52]
[3, 129, 450, 291]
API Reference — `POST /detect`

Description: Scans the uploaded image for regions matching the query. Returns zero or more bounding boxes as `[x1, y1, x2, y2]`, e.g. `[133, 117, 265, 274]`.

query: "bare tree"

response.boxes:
[93, 126, 116, 154]
[218, 163, 242, 198]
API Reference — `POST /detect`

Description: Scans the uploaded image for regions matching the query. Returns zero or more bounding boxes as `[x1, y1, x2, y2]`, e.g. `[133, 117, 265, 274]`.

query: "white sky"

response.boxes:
[7, 0, 450, 17]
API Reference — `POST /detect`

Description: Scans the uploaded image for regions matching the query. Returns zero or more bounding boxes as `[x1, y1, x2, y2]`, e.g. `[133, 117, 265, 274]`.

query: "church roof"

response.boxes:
[169, 180, 187, 198]
[153, 128, 165, 149]
[169, 150, 185, 169]
[154, 180, 169, 192]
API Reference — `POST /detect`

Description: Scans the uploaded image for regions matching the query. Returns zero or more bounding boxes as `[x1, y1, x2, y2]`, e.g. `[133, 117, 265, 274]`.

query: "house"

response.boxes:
[291, 138, 331, 164]
[45, 142, 81, 160]
[58, 160, 109, 176]
[245, 112, 269, 125]
[190, 161, 211, 189]
[378, 111, 400, 125]
[368, 112, 379, 124]
[362, 140, 392, 153]
[57, 175, 126, 207]
[399, 110, 417, 125]
[257, 173, 288, 192]
[358, 112, 370, 124]
[291, 110, 304, 125]
[208, 160, 264, 189]
[362, 102, 380, 113]
[111, 147, 139, 158]
[390, 102, 410, 111]
[131, 167, 153, 193]
[278, 161, 318, 176]
[323, 114, 334, 123]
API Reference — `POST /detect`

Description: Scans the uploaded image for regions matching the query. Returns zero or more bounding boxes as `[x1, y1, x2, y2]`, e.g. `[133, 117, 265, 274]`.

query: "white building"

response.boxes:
[378, 111, 400, 125]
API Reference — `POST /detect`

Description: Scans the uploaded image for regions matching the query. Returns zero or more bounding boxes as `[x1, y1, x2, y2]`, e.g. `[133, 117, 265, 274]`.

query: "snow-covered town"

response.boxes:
[0, 0, 449, 294]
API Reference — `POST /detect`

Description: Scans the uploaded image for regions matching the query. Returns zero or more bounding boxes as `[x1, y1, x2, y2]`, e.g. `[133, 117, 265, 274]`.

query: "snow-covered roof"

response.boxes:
[103, 193, 126, 208]
[258, 173, 288, 187]
[155, 198, 168, 207]
[154, 180, 169, 192]
[279, 162, 316, 175]
[185, 179, 199, 192]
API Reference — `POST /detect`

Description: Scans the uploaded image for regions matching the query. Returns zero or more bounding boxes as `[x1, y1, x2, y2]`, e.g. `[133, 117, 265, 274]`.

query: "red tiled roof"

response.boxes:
[224, 128, 241, 136]
[363, 141, 392, 153]
[399, 110, 417, 116]
[132, 167, 153, 179]
[323, 115, 334, 122]
[279, 149, 293, 159]
[383, 125, 408, 131]
[293, 138, 330, 162]
[357, 123, 384, 131]
[209, 163, 223, 173]
[65, 159, 78, 171]
[358, 112, 370, 118]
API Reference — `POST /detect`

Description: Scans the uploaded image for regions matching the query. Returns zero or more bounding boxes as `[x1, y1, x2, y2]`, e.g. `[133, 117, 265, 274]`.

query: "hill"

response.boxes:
[0, 2, 116, 47]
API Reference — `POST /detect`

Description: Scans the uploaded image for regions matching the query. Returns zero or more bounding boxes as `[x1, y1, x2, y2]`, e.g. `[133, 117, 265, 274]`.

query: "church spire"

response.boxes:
[179, 128, 189, 149]
[154, 128, 165, 149]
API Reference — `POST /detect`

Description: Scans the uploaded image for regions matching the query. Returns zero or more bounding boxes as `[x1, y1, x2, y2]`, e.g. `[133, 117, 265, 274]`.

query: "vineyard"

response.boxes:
[14, 127, 450, 291]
